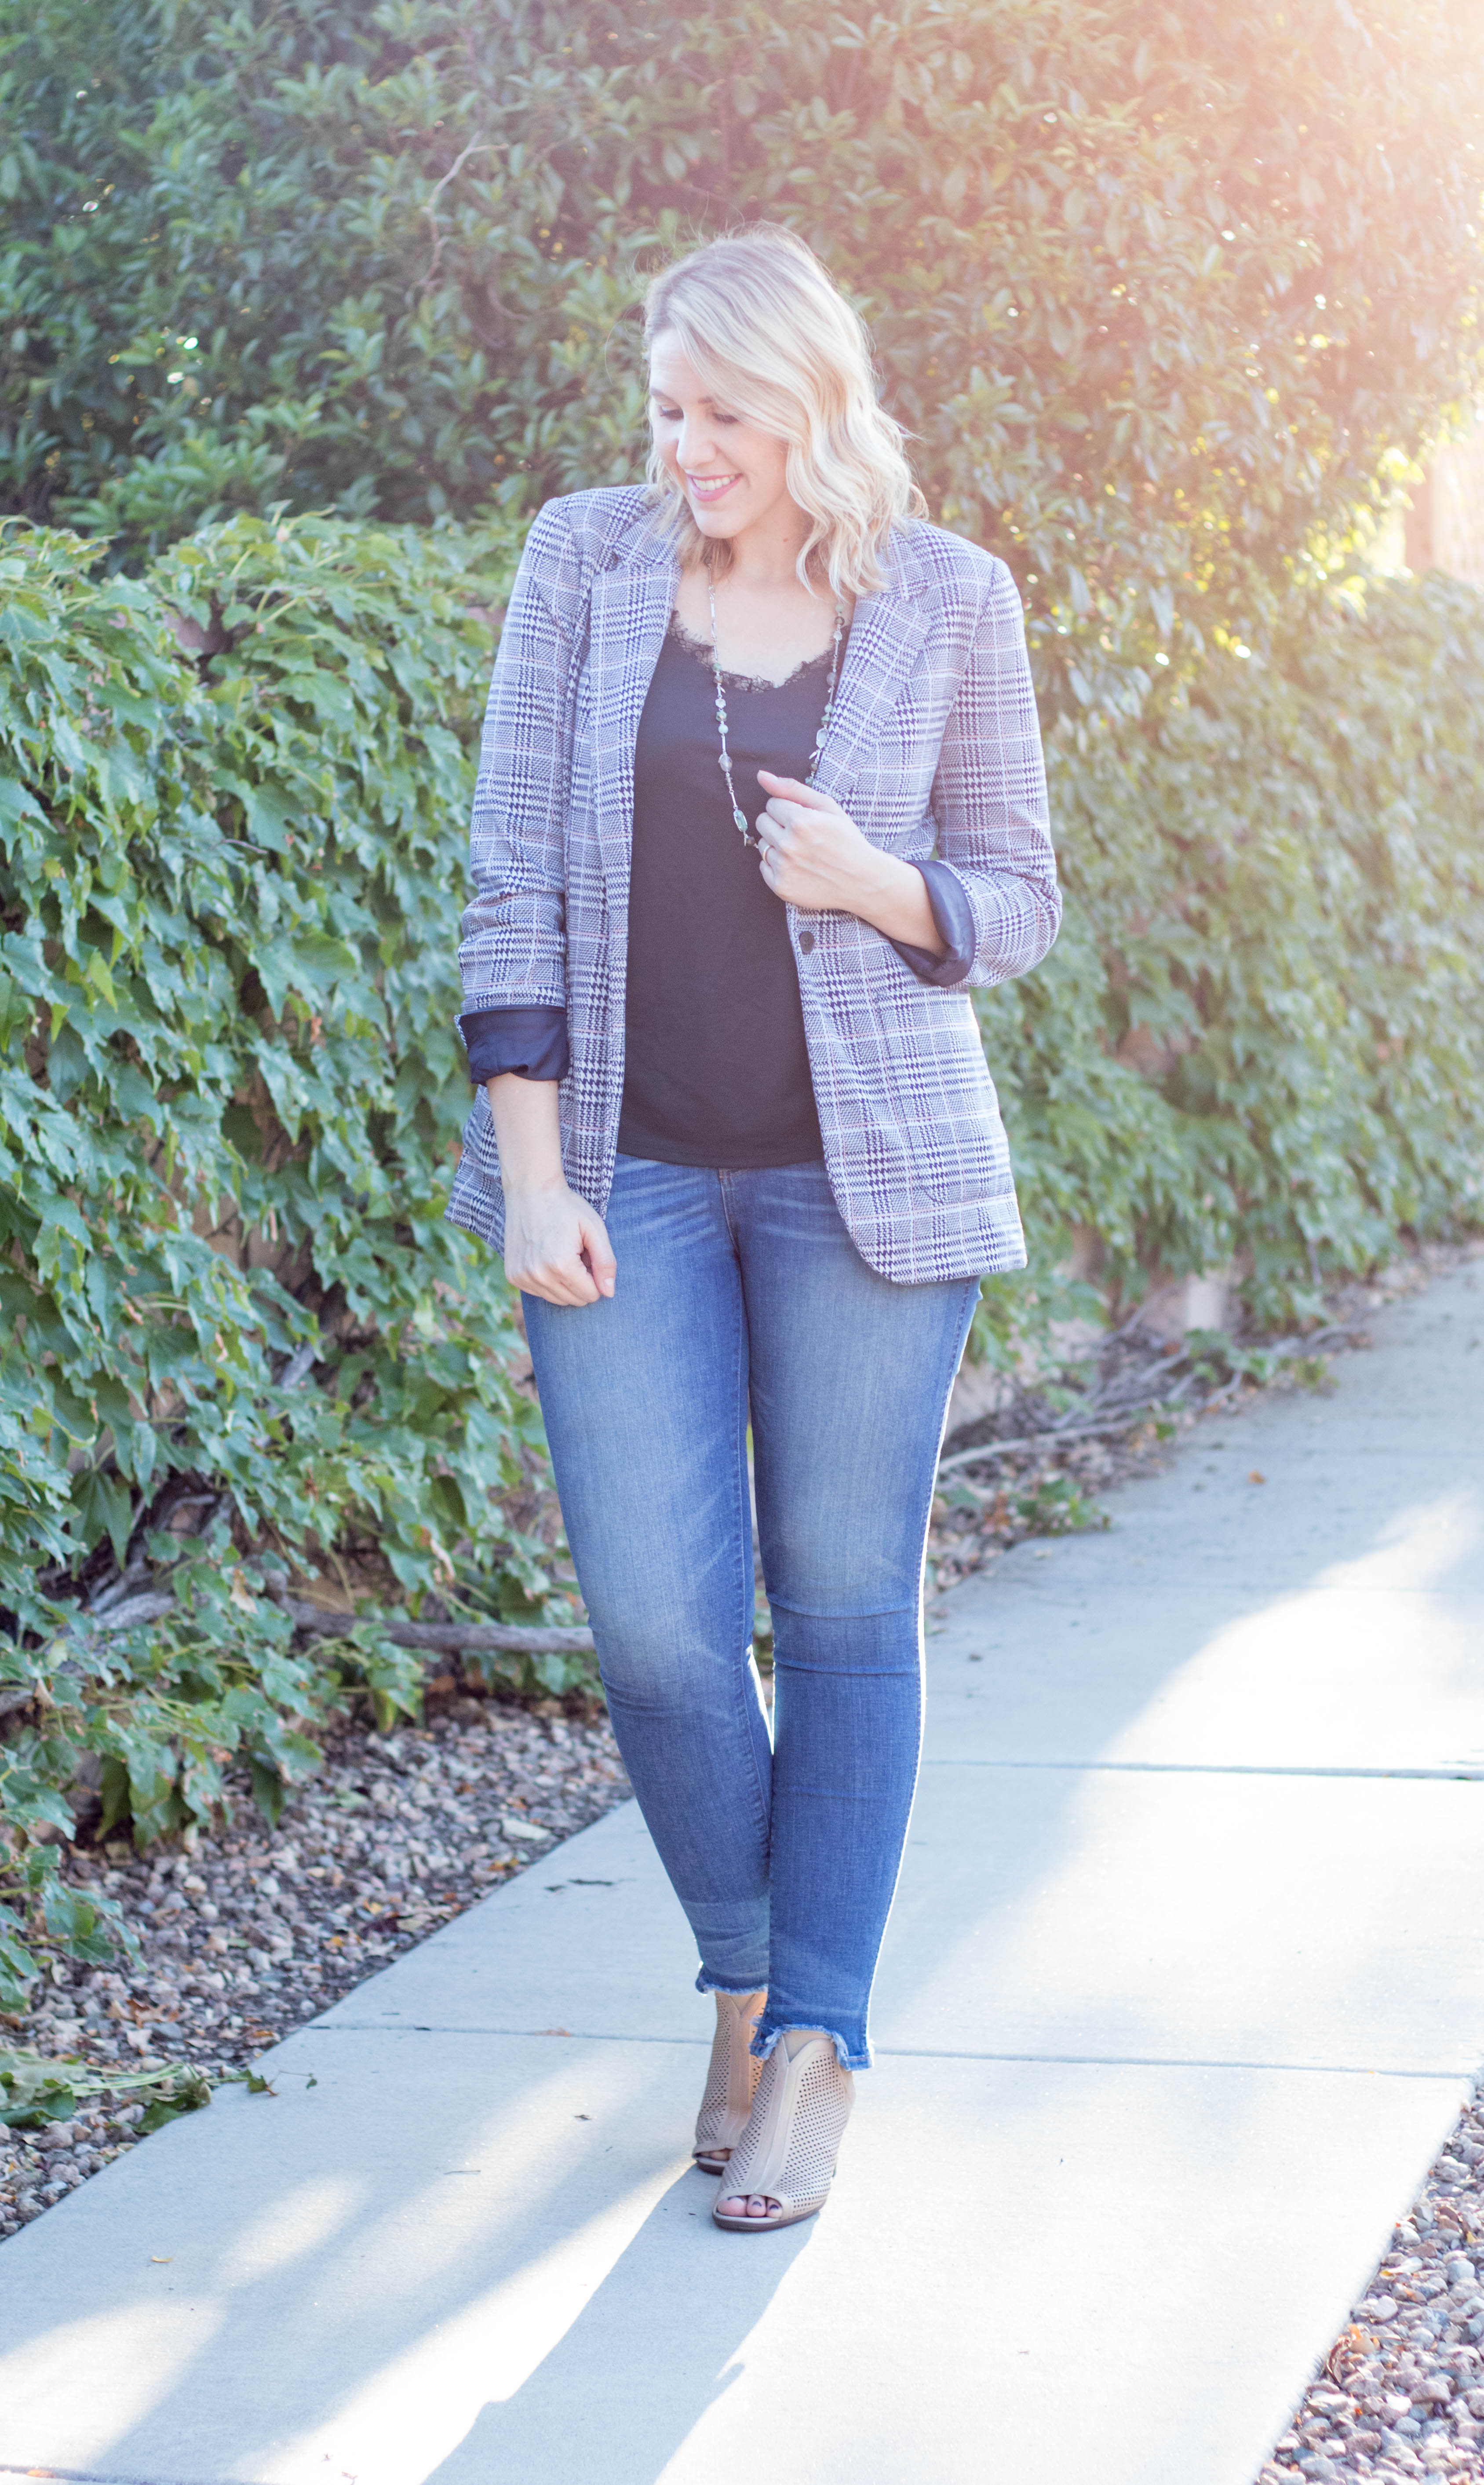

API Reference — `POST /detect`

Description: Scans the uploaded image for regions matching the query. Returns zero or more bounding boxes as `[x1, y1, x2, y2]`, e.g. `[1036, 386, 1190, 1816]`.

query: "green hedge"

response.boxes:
[3, 507, 1483, 2005]
[0, 508, 554, 2002]
[4, 0, 1482, 717]
[980, 568, 1484, 1342]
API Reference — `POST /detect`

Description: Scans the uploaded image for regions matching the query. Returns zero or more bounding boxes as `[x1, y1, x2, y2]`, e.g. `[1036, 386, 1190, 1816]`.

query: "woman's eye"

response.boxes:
[655, 405, 682, 421]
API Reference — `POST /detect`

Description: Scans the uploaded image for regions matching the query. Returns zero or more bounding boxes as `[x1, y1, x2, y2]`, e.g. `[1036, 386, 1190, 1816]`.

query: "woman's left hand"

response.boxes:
[754, 772, 891, 915]
[754, 770, 945, 955]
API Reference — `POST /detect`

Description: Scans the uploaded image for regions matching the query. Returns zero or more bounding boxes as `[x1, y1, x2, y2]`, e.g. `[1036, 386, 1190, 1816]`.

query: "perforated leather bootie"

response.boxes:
[693, 1989, 766, 2175]
[711, 2029, 854, 2233]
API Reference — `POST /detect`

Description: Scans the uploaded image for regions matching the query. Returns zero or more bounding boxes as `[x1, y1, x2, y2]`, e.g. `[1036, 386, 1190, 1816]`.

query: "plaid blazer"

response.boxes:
[447, 486, 1059, 1285]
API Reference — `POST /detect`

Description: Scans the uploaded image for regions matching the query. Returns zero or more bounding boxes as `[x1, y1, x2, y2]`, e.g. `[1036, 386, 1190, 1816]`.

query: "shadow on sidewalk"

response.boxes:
[423, 2168, 813, 2485]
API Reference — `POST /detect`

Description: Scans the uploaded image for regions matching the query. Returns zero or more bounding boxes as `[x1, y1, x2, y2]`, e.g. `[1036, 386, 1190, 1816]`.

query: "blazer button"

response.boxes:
[798, 930, 815, 953]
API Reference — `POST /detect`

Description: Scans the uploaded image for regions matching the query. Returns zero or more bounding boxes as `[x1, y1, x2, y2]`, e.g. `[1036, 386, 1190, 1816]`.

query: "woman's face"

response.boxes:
[648, 332, 794, 546]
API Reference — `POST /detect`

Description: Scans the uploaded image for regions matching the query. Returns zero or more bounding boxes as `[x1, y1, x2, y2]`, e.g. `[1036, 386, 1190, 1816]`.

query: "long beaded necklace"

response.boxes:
[707, 573, 846, 849]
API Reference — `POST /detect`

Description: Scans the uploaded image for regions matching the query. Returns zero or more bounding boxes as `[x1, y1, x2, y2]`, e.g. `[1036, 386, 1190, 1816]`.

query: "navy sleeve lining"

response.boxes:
[887, 861, 977, 988]
[459, 1004, 570, 1085]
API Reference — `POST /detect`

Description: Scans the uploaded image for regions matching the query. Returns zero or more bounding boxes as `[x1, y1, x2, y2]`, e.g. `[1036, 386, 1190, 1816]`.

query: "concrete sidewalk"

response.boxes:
[2, 1260, 1481, 2485]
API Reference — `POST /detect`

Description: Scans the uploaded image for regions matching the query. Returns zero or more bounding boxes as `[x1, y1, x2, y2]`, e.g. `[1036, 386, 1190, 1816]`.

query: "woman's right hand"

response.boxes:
[503, 1178, 617, 1307]
[484, 1072, 613, 1305]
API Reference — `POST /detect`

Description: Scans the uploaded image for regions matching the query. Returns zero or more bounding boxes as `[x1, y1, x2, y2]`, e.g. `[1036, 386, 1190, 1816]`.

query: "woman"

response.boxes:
[448, 225, 1058, 2233]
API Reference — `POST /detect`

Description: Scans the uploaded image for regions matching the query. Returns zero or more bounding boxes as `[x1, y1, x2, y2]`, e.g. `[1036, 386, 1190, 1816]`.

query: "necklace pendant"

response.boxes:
[708, 576, 846, 833]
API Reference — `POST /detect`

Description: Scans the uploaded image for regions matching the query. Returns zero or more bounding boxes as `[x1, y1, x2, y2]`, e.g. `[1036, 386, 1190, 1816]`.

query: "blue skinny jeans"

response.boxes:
[522, 1155, 978, 2070]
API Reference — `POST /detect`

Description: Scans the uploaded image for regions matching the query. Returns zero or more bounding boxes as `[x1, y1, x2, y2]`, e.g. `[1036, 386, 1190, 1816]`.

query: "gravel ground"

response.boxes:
[0, 1687, 630, 2241]
[1254, 2089, 1484, 2483]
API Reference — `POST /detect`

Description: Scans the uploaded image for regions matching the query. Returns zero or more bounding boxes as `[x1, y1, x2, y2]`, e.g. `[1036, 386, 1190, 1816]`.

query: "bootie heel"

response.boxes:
[712, 2030, 854, 2233]
[693, 1989, 766, 2175]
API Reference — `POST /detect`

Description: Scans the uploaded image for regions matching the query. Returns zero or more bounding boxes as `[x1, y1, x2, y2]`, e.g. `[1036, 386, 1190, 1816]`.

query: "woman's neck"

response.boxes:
[707, 505, 816, 596]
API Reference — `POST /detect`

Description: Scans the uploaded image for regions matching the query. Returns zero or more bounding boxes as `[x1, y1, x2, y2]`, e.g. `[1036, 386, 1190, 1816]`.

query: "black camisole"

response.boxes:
[614, 613, 838, 1169]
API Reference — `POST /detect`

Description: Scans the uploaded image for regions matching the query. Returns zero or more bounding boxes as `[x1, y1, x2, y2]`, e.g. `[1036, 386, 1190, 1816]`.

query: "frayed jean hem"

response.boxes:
[694, 1970, 769, 1999]
[751, 2019, 869, 2073]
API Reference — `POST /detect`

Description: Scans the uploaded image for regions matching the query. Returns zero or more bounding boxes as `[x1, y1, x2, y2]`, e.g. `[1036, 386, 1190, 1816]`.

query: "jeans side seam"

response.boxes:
[840, 1274, 980, 2049]
[729, 1271, 774, 1863]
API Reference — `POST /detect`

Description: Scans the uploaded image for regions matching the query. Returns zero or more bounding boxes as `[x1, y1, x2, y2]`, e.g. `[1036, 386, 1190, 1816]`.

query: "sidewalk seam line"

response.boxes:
[298, 2024, 1479, 2078]
[920, 1759, 1484, 1780]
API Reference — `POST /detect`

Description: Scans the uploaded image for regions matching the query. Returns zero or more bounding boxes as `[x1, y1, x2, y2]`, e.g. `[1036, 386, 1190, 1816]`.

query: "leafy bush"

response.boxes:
[977, 568, 1484, 1343]
[3, 503, 1482, 2007]
[0, 509, 575, 1999]
[3, 0, 1481, 711]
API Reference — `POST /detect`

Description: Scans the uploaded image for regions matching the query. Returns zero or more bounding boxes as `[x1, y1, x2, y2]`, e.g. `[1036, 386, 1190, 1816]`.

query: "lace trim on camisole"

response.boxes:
[666, 609, 837, 696]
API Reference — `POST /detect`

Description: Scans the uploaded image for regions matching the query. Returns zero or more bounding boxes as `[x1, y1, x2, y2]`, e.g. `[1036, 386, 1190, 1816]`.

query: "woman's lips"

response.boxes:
[686, 472, 741, 504]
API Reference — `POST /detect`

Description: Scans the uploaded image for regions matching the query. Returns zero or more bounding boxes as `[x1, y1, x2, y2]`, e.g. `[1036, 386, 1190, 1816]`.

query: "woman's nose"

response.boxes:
[676, 419, 716, 470]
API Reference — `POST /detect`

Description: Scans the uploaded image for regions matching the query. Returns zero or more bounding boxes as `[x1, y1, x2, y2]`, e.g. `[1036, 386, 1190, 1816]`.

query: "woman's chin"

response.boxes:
[676, 478, 746, 527]
[689, 502, 746, 536]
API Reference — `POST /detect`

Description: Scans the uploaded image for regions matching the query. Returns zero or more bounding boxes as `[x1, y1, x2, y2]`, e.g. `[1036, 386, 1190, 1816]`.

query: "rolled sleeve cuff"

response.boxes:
[459, 1004, 570, 1085]
[888, 861, 977, 988]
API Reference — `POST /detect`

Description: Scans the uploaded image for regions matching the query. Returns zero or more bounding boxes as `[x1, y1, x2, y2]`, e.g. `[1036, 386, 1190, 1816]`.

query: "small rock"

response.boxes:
[1363, 2296, 1399, 2322]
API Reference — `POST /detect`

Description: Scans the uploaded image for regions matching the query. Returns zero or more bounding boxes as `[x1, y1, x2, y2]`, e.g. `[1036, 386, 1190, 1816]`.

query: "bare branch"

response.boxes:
[417, 139, 500, 299]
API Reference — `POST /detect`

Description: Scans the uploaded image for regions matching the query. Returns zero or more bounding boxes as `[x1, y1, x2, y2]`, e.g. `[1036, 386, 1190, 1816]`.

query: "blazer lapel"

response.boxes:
[588, 541, 677, 917]
[584, 515, 925, 899]
[813, 581, 929, 807]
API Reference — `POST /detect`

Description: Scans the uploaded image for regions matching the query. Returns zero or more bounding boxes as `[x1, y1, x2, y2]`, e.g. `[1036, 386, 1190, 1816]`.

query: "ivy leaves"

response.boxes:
[980, 569, 1484, 1340]
[0, 511, 551, 1962]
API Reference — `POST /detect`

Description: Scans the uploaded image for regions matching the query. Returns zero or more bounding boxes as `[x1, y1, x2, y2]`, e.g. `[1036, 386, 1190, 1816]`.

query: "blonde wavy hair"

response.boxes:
[643, 225, 925, 599]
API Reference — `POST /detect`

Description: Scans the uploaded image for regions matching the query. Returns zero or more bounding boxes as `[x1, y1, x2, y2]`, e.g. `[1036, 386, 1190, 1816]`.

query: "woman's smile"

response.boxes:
[685, 471, 743, 503]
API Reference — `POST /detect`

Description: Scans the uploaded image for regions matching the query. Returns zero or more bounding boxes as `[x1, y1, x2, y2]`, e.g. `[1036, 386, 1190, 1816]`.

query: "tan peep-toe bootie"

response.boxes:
[711, 2029, 855, 2233]
[693, 1989, 767, 2175]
